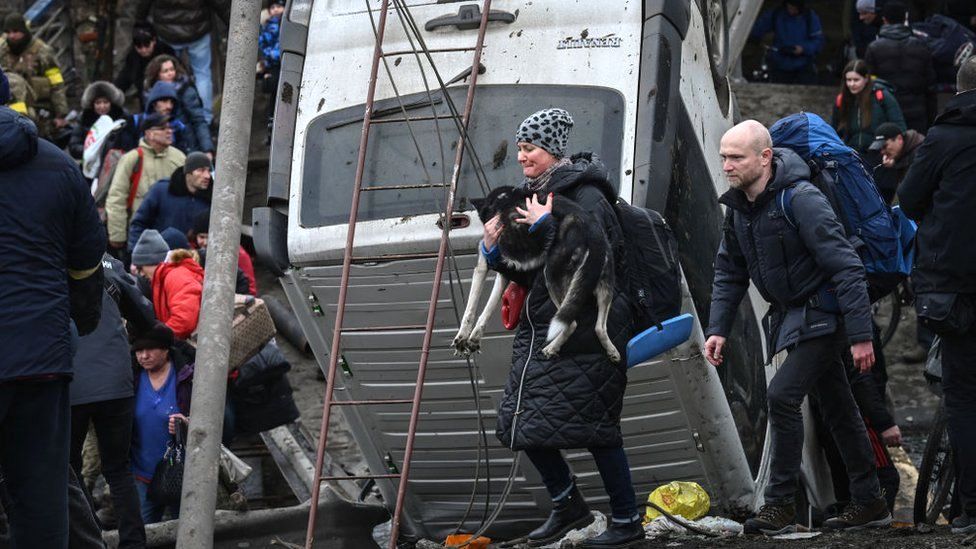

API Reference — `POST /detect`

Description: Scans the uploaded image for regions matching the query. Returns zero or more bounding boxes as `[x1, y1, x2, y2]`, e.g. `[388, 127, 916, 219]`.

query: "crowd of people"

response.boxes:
[0, 2, 291, 547]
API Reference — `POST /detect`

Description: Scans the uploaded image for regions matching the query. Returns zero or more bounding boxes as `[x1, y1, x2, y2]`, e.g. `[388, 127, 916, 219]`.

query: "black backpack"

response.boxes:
[613, 202, 682, 331]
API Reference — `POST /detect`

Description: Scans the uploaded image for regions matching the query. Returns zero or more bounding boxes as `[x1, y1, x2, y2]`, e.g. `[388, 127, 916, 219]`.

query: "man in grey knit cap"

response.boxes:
[130, 229, 170, 280]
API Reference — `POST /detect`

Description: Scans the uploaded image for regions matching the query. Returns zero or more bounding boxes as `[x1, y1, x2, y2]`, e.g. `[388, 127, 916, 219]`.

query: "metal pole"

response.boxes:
[175, 0, 260, 546]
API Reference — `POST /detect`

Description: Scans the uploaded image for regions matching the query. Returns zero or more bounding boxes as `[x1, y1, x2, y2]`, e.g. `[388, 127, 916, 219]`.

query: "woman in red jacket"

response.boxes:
[131, 229, 204, 339]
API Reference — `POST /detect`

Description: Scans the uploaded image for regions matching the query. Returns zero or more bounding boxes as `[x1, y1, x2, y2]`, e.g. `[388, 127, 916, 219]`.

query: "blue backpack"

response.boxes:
[769, 112, 915, 301]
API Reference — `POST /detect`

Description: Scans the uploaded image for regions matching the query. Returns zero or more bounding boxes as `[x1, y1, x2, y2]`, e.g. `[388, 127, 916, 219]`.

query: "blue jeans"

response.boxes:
[524, 446, 639, 523]
[163, 33, 213, 124]
[134, 476, 178, 524]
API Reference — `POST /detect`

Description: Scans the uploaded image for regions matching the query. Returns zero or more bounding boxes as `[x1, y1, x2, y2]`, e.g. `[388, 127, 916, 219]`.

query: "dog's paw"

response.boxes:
[463, 337, 482, 355]
[452, 331, 470, 355]
[606, 347, 621, 363]
[541, 341, 561, 359]
[545, 319, 569, 344]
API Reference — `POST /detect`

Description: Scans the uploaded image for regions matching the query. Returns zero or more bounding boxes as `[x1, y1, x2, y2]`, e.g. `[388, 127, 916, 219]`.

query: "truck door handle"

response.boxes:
[437, 213, 470, 230]
[425, 4, 516, 32]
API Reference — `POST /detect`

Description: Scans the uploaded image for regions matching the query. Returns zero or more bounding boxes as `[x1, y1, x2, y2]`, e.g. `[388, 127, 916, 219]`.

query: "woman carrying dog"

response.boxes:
[482, 108, 641, 547]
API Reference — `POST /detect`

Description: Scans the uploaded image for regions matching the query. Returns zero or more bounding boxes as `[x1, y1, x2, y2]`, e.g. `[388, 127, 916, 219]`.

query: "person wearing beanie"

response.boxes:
[133, 230, 203, 340]
[851, 0, 882, 58]
[131, 321, 195, 524]
[484, 109, 640, 547]
[160, 227, 191, 251]
[866, 1, 936, 131]
[131, 229, 170, 270]
[127, 151, 212, 252]
[0, 12, 69, 137]
[104, 112, 185, 252]
[68, 80, 134, 160]
[190, 210, 258, 295]
[749, 0, 825, 84]
[114, 23, 176, 111]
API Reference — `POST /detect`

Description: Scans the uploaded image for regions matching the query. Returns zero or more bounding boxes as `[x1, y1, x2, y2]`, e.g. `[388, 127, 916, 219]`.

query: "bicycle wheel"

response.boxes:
[873, 292, 901, 349]
[914, 401, 955, 525]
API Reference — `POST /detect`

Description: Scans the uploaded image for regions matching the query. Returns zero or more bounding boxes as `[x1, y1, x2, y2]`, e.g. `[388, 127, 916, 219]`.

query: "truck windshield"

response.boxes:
[300, 85, 625, 227]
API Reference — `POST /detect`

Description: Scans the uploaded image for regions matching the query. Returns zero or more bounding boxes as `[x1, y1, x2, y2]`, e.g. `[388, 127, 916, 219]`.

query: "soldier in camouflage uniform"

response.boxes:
[0, 13, 68, 137]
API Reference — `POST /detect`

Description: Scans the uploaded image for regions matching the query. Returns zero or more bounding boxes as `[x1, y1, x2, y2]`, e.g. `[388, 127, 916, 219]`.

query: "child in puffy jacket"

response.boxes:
[259, 0, 285, 143]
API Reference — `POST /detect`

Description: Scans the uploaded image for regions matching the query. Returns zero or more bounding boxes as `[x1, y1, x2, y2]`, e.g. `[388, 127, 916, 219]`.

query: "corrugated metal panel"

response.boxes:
[296, 254, 751, 539]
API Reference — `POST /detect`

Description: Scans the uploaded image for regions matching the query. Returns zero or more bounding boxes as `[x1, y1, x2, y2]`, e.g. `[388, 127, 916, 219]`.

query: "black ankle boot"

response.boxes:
[581, 519, 644, 547]
[527, 483, 593, 547]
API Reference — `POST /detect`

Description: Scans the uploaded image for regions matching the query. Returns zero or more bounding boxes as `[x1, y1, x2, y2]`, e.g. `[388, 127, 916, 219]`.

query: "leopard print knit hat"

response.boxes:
[515, 108, 574, 158]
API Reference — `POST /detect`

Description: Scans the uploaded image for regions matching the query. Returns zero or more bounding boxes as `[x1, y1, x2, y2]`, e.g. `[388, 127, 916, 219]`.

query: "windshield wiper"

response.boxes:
[326, 96, 444, 130]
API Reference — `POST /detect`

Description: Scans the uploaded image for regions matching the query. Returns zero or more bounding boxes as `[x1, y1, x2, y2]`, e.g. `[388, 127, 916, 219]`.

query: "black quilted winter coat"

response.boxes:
[865, 24, 936, 132]
[495, 153, 634, 451]
[705, 149, 873, 356]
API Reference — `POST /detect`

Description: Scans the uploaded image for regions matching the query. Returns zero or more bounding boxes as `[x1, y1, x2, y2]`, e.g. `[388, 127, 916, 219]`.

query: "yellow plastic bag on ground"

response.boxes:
[644, 481, 710, 523]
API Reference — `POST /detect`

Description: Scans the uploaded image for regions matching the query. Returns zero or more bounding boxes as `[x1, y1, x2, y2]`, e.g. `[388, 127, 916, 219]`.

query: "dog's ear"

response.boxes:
[470, 197, 485, 211]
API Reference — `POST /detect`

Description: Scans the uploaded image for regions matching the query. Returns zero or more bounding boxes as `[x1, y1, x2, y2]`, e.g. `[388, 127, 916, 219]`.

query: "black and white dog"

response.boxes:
[452, 186, 619, 362]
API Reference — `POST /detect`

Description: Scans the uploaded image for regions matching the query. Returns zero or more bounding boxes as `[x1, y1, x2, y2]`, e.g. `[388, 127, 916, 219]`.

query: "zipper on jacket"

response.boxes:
[778, 233, 794, 293]
[509, 288, 535, 450]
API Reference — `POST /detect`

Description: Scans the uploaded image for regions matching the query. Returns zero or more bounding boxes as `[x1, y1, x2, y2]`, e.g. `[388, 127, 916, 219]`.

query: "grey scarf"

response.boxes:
[522, 157, 572, 192]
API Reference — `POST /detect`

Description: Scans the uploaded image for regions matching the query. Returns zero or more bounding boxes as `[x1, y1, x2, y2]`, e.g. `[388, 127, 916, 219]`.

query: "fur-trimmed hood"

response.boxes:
[82, 81, 125, 111]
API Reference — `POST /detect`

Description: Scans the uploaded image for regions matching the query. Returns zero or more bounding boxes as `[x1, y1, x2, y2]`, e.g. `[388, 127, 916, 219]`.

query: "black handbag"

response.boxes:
[916, 292, 976, 337]
[147, 423, 186, 506]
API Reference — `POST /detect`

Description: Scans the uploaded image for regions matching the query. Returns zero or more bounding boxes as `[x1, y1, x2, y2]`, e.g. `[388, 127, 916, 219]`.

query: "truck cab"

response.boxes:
[255, 0, 772, 540]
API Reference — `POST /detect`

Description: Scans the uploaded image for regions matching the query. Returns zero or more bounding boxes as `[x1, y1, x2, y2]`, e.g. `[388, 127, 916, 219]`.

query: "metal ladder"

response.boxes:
[305, 1, 494, 546]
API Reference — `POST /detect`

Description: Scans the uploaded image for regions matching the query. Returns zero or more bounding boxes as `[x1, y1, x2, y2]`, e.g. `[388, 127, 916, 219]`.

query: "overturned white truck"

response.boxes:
[253, 0, 802, 542]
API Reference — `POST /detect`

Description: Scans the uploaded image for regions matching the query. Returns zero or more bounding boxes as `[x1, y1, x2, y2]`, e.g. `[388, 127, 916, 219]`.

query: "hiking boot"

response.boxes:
[952, 513, 976, 534]
[823, 497, 891, 530]
[743, 502, 796, 535]
[581, 519, 644, 547]
[526, 483, 593, 547]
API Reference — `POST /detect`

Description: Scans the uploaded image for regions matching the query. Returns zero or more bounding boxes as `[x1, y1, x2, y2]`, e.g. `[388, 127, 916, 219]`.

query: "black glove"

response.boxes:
[69, 265, 104, 336]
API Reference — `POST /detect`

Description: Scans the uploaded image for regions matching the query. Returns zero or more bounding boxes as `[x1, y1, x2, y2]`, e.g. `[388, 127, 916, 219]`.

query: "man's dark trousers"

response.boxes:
[70, 397, 145, 548]
[765, 330, 881, 505]
[0, 378, 70, 548]
[941, 315, 976, 516]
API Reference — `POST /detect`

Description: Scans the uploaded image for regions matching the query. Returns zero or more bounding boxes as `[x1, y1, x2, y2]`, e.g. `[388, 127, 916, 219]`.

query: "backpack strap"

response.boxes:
[835, 93, 843, 109]
[875, 88, 884, 102]
[126, 147, 144, 213]
[778, 186, 797, 229]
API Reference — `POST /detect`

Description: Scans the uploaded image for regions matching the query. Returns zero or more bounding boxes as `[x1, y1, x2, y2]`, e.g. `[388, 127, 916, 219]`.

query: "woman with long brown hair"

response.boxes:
[831, 59, 905, 154]
[143, 54, 213, 156]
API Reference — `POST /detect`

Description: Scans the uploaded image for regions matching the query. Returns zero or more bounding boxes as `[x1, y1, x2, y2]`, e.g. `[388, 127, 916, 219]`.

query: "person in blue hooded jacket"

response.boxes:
[137, 80, 214, 156]
[751, 0, 826, 84]
[0, 67, 106, 548]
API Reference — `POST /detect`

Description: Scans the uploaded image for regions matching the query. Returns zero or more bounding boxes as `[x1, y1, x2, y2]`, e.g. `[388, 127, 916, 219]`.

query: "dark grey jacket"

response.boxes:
[70, 255, 155, 406]
[706, 148, 873, 356]
[136, 0, 230, 45]
[865, 24, 936, 131]
[495, 153, 633, 450]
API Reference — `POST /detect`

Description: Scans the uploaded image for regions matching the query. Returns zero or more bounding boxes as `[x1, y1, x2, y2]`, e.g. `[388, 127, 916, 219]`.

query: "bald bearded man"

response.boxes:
[704, 121, 889, 534]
